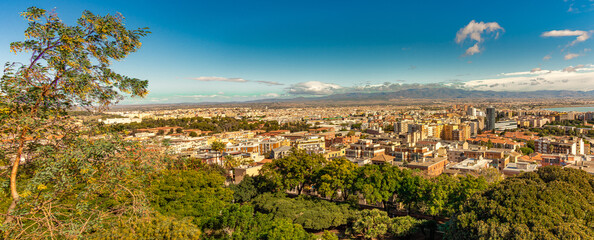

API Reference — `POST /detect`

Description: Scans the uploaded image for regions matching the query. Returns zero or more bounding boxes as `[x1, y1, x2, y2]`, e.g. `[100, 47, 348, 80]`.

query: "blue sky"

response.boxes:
[1, 0, 593, 104]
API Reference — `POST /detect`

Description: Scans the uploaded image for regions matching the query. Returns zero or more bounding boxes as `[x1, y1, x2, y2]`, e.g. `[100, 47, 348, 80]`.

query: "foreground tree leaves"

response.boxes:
[0, 134, 164, 238]
[1, 6, 149, 224]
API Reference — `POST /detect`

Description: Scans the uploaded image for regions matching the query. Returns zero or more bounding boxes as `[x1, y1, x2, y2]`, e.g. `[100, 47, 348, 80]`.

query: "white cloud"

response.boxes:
[565, 0, 594, 13]
[261, 93, 281, 98]
[541, 30, 591, 46]
[465, 43, 481, 56]
[254, 80, 284, 86]
[563, 64, 586, 72]
[564, 53, 581, 60]
[464, 64, 594, 91]
[286, 81, 343, 95]
[191, 77, 284, 86]
[192, 76, 248, 83]
[499, 68, 549, 76]
[543, 55, 552, 60]
[455, 20, 504, 56]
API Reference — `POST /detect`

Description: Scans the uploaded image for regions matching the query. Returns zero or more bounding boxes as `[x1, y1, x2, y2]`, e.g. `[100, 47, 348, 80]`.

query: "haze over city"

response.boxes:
[1, 0, 593, 104]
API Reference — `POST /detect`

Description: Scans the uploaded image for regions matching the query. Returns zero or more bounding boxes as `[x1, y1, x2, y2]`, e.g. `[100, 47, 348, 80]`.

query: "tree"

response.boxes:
[175, 128, 183, 133]
[321, 230, 339, 240]
[314, 157, 357, 201]
[260, 149, 327, 195]
[211, 140, 226, 166]
[204, 203, 312, 239]
[251, 193, 354, 231]
[1, 7, 148, 224]
[189, 131, 198, 137]
[230, 176, 259, 203]
[445, 166, 594, 239]
[96, 214, 202, 239]
[519, 147, 534, 155]
[350, 209, 391, 240]
[352, 164, 403, 209]
[389, 216, 426, 238]
[151, 170, 233, 226]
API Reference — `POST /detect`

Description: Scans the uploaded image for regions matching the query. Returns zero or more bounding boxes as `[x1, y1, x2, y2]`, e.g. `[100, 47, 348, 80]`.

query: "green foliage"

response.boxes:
[260, 149, 327, 194]
[320, 230, 339, 240]
[314, 157, 357, 200]
[0, 5, 149, 232]
[349, 209, 391, 239]
[0, 134, 163, 238]
[93, 214, 201, 240]
[389, 216, 426, 238]
[109, 116, 310, 133]
[150, 169, 233, 226]
[211, 140, 226, 152]
[519, 146, 534, 155]
[352, 164, 403, 206]
[446, 166, 594, 239]
[204, 203, 312, 240]
[189, 131, 198, 137]
[251, 193, 355, 231]
[230, 176, 259, 203]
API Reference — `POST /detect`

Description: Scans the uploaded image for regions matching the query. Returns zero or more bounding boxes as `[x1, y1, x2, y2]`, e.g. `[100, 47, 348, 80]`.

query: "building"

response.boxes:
[541, 154, 575, 167]
[324, 148, 346, 160]
[294, 136, 325, 154]
[346, 139, 385, 159]
[502, 162, 538, 176]
[494, 120, 518, 131]
[535, 137, 581, 155]
[449, 158, 493, 173]
[486, 107, 496, 131]
[407, 157, 448, 176]
[233, 165, 263, 183]
[565, 160, 594, 175]
[271, 146, 292, 159]
[370, 154, 395, 165]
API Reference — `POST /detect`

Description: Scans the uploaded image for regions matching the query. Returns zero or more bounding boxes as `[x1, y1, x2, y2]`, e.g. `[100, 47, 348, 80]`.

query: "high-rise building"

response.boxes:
[467, 107, 477, 117]
[486, 107, 496, 131]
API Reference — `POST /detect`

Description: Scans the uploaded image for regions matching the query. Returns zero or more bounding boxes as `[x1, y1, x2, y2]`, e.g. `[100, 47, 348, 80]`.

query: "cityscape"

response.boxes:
[1, 1, 594, 240]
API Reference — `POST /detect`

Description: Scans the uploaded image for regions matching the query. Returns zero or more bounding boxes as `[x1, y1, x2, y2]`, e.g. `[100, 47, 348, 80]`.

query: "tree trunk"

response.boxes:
[4, 138, 25, 224]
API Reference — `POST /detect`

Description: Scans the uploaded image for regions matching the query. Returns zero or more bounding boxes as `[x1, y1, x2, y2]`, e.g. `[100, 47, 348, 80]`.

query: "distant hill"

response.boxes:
[249, 88, 594, 103]
[112, 88, 594, 110]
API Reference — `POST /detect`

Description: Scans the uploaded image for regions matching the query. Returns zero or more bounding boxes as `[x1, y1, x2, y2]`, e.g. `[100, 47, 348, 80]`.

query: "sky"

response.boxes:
[1, 0, 593, 104]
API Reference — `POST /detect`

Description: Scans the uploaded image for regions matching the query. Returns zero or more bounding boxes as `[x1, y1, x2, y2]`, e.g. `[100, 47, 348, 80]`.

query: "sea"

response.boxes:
[546, 107, 594, 112]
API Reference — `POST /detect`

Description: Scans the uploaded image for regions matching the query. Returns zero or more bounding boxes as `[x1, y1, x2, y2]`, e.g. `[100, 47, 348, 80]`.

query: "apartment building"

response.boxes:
[407, 157, 448, 176]
[346, 139, 385, 159]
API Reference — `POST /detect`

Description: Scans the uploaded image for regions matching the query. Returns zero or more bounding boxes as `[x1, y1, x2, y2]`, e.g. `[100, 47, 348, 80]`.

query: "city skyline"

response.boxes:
[1, 0, 593, 104]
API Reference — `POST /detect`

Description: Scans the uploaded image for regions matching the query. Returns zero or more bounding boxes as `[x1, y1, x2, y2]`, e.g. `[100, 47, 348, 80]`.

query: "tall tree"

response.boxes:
[260, 149, 327, 195]
[1, 7, 149, 223]
[314, 157, 357, 201]
[352, 164, 402, 209]
[211, 140, 226, 166]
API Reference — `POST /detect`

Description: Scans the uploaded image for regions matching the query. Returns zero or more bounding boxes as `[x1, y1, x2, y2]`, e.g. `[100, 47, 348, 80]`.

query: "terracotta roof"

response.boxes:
[371, 154, 395, 162]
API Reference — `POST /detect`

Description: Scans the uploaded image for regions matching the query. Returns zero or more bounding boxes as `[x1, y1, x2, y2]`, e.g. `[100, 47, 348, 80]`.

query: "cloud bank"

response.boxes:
[464, 64, 594, 91]
[286, 81, 343, 95]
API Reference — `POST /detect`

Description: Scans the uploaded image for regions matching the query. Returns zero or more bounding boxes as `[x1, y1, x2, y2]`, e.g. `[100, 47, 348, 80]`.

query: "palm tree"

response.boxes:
[211, 140, 226, 166]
